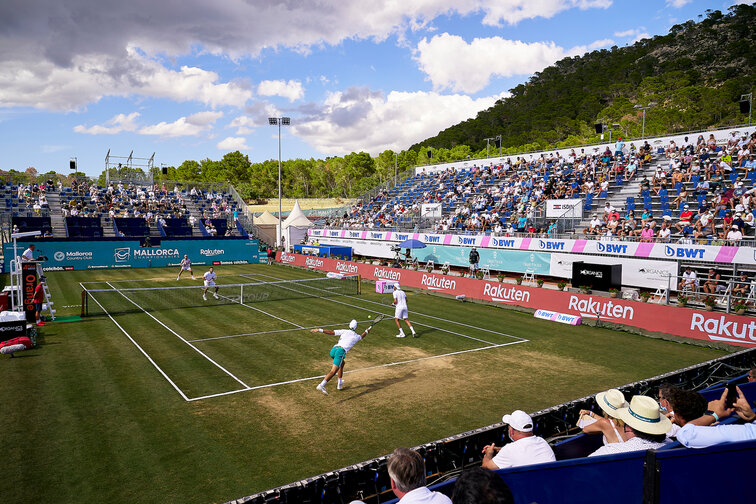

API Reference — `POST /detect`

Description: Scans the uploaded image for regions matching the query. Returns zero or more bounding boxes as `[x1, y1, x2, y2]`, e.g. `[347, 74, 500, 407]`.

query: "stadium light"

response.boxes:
[269, 117, 291, 249]
[634, 102, 657, 139]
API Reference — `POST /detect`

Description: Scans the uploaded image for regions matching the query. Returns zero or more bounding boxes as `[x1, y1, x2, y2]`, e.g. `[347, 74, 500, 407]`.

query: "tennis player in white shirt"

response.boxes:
[393, 284, 416, 338]
[202, 267, 219, 301]
[311, 319, 370, 395]
[176, 254, 195, 280]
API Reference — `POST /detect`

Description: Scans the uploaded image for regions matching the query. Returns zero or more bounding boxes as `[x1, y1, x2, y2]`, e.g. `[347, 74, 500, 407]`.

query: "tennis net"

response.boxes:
[81, 274, 361, 317]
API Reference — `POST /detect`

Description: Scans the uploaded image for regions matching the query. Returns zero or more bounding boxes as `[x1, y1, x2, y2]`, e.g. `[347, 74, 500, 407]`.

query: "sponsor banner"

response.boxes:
[421, 203, 442, 218]
[550, 253, 678, 290]
[413, 245, 551, 275]
[277, 252, 756, 347]
[22, 262, 38, 323]
[546, 199, 582, 219]
[3, 239, 260, 272]
[310, 231, 754, 265]
[534, 309, 582, 325]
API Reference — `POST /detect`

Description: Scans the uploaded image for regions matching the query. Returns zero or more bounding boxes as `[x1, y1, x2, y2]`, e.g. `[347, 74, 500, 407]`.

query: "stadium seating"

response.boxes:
[158, 218, 193, 237]
[113, 217, 150, 237]
[65, 217, 103, 238]
[12, 216, 52, 235]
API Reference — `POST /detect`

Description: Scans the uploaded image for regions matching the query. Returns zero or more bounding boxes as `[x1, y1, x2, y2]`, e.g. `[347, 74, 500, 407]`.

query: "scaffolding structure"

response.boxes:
[104, 149, 155, 186]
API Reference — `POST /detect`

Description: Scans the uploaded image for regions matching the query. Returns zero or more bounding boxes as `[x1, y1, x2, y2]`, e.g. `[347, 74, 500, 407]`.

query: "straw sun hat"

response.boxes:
[616, 395, 672, 435]
[595, 389, 629, 418]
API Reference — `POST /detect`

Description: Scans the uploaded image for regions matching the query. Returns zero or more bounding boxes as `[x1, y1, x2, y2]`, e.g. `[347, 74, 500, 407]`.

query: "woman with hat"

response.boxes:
[588, 396, 672, 456]
[578, 389, 629, 444]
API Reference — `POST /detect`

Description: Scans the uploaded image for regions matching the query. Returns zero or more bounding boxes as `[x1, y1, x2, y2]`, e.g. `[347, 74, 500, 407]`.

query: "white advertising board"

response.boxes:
[546, 199, 582, 219]
[421, 203, 442, 218]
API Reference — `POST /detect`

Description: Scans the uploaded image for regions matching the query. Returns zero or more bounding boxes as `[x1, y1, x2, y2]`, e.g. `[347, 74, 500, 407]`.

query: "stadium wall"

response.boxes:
[4, 238, 266, 272]
[277, 252, 756, 348]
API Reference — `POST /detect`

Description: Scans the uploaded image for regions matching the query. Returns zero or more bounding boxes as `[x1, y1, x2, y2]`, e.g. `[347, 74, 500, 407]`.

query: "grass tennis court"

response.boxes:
[0, 263, 730, 504]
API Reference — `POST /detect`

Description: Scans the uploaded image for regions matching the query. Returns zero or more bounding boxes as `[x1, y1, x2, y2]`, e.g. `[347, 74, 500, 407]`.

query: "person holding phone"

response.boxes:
[676, 387, 756, 449]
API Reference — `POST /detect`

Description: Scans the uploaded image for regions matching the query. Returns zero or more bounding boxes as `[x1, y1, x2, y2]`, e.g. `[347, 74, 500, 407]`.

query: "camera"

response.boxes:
[390, 245, 401, 253]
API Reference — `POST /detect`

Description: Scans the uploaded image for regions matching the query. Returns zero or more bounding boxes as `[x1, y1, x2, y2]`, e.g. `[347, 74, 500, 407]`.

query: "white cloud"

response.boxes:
[228, 115, 258, 135]
[257, 80, 304, 102]
[293, 86, 508, 155]
[74, 112, 140, 135]
[615, 28, 651, 43]
[217, 136, 250, 150]
[138, 111, 223, 138]
[665, 0, 691, 7]
[415, 33, 613, 93]
[0, 1, 614, 111]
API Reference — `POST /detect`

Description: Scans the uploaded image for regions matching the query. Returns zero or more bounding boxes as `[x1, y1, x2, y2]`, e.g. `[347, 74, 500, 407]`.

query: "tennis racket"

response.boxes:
[367, 314, 386, 331]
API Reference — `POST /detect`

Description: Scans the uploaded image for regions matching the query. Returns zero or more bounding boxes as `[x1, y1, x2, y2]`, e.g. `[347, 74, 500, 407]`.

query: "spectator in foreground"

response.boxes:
[578, 389, 628, 444]
[387, 448, 452, 503]
[481, 410, 555, 469]
[451, 467, 514, 504]
[589, 396, 671, 456]
[676, 387, 755, 449]
[666, 388, 708, 430]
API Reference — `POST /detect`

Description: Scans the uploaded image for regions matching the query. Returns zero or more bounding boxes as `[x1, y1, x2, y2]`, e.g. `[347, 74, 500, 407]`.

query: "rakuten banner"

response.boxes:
[278, 252, 756, 347]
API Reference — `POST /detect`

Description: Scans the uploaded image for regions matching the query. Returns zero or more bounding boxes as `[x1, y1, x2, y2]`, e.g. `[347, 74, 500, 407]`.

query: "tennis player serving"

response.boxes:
[393, 284, 416, 338]
[177, 254, 195, 280]
[202, 267, 219, 301]
[311, 319, 370, 395]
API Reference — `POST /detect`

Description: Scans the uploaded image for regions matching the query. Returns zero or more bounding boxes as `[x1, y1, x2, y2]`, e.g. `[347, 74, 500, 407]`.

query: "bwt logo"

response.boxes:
[53, 251, 65, 262]
[114, 247, 131, 263]
[374, 267, 401, 281]
[329, 231, 340, 236]
[458, 237, 476, 245]
[424, 235, 440, 243]
[336, 262, 358, 274]
[491, 238, 515, 247]
[280, 252, 295, 263]
[370, 232, 384, 239]
[596, 242, 628, 254]
[348, 232, 361, 238]
[664, 246, 705, 259]
[539, 240, 565, 250]
[395, 234, 409, 241]
[305, 257, 324, 268]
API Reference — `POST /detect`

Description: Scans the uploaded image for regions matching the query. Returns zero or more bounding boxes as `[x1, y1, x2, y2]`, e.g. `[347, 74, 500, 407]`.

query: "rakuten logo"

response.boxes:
[305, 257, 324, 268]
[201, 248, 225, 257]
[374, 268, 401, 281]
[336, 262, 358, 274]
[690, 313, 756, 345]
[567, 296, 634, 320]
[483, 283, 530, 304]
[421, 274, 456, 291]
[280, 252, 295, 264]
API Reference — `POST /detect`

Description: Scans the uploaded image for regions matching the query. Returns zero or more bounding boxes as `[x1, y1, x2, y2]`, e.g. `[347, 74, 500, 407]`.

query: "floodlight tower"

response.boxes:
[634, 102, 657, 139]
[268, 117, 290, 248]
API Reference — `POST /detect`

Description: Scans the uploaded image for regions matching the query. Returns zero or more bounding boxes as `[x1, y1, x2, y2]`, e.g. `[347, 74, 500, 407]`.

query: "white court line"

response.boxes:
[214, 292, 303, 329]
[238, 272, 513, 346]
[81, 282, 191, 402]
[242, 271, 529, 343]
[187, 339, 528, 402]
[105, 282, 252, 390]
[188, 320, 372, 343]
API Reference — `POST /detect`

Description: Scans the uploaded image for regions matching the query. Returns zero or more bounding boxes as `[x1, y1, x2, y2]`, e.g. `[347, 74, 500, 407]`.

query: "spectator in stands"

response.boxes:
[678, 266, 697, 294]
[675, 387, 755, 449]
[748, 368, 755, 382]
[468, 247, 479, 277]
[657, 220, 671, 241]
[481, 410, 555, 469]
[578, 389, 628, 445]
[588, 396, 671, 456]
[702, 268, 727, 295]
[666, 388, 707, 430]
[726, 225, 743, 243]
[733, 272, 750, 297]
[675, 205, 694, 233]
[386, 448, 452, 503]
[451, 467, 514, 504]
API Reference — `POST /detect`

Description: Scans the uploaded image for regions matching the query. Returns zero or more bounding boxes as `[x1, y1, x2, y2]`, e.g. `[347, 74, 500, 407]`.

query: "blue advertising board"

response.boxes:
[411, 245, 551, 274]
[3, 238, 265, 272]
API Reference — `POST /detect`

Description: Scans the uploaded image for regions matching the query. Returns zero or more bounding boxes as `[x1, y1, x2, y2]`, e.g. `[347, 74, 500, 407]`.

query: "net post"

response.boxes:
[357, 275, 361, 295]
[81, 289, 87, 317]
[240, 284, 244, 303]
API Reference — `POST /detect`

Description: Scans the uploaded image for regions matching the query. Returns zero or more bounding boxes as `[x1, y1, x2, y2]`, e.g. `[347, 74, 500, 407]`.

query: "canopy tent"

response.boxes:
[253, 210, 279, 225]
[278, 201, 314, 250]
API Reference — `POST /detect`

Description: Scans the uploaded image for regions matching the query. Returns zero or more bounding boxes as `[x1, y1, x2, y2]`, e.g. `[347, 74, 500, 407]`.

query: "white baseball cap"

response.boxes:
[502, 410, 534, 432]
[394, 283, 401, 290]
[349, 320, 358, 330]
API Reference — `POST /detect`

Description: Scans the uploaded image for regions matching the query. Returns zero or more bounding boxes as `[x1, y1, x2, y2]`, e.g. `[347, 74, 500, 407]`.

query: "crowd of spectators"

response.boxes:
[15, 181, 51, 216]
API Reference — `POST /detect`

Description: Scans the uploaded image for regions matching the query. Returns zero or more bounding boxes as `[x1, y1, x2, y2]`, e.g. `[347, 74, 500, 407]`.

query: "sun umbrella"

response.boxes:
[398, 238, 426, 249]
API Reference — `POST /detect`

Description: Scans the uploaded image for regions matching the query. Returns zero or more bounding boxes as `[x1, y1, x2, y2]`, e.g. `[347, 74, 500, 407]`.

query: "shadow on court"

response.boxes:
[334, 370, 417, 404]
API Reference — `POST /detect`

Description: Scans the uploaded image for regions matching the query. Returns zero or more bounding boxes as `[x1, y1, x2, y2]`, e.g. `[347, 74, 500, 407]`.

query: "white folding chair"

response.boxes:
[522, 269, 535, 285]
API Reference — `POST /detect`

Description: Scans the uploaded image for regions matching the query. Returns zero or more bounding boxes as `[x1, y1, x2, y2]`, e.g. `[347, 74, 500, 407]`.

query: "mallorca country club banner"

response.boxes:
[3, 238, 264, 272]
[308, 229, 753, 265]
[278, 251, 756, 348]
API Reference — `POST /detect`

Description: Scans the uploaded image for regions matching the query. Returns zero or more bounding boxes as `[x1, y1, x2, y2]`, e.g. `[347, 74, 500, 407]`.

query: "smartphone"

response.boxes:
[726, 383, 738, 408]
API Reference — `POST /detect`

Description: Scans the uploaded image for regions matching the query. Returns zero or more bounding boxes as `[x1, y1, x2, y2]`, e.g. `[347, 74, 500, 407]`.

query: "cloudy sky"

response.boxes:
[0, 0, 742, 176]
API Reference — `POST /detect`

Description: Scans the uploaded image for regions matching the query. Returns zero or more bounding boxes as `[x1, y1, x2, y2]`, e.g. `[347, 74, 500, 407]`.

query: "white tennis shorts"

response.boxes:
[181, 265, 192, 270]
[395, 306, 408, 319]
[204, 280, 216, 287]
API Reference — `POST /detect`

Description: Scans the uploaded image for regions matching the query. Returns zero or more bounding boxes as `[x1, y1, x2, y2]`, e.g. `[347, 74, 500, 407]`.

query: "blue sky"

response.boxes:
[0, 0, 747, 177]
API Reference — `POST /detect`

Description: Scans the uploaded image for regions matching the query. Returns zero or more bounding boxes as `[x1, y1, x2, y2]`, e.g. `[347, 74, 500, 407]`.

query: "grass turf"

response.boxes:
[0, 263, 730, 504]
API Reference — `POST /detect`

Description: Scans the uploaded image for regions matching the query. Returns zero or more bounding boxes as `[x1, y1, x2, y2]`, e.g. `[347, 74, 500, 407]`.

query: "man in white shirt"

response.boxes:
[311, 319, 370, 395]
[177, 254, 195, 280]
[202, 267, 219, 301]
[393, 284, 416, 338]
[676, 385, 756, 449]
[21, 244, 37, 262]
[386, 448, 451, 504]
[678, 267, 697, 293]
[589, 396, 672, 456]
[481, 410, 556, 469]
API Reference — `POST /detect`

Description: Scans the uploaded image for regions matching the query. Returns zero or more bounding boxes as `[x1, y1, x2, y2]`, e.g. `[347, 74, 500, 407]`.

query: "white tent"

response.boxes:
[253, 210, 279, 225]
[278, 200, 314, 250]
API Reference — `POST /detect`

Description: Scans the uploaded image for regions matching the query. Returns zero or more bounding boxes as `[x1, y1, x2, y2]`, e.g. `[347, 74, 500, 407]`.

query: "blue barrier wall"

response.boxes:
[411, 245, 551, 274]
[3, 238, 266, 272]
